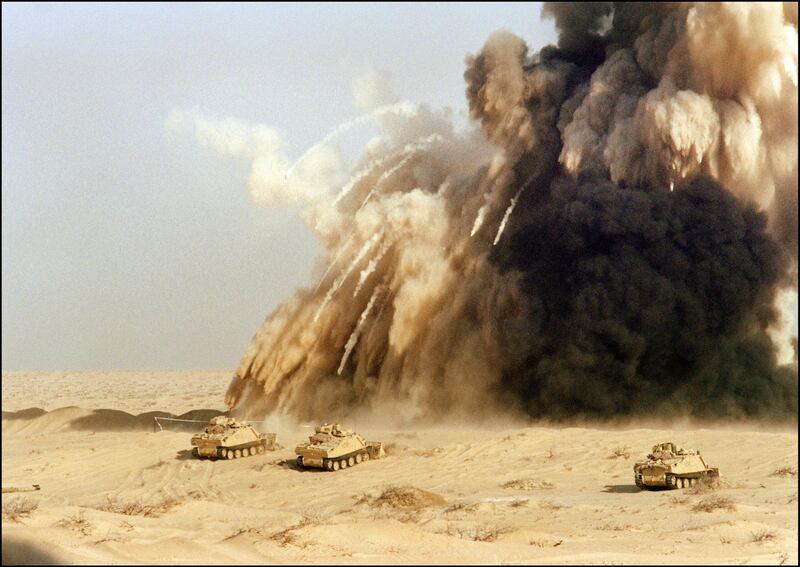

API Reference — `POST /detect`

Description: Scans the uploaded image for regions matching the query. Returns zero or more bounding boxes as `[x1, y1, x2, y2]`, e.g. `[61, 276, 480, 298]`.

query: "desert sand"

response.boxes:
[2, 371, 797, 565]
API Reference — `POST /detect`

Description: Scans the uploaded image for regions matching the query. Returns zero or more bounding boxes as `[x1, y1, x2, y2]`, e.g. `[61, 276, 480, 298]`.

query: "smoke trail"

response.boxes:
[313, 233, 355, 294]
[314, 231, 383, 323]
[332, 156, 390, 207]
[353, 239, 391, 298]
[182, 3, 797, 422]
[347, 133, 443, 211]
[338, 285, 384, 375]
[286, 101, 421, 182]
[492, 188, 522, 246]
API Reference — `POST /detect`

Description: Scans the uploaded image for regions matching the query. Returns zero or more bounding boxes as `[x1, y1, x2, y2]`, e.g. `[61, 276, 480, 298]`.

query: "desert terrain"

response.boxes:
[2, 371, 797, 565]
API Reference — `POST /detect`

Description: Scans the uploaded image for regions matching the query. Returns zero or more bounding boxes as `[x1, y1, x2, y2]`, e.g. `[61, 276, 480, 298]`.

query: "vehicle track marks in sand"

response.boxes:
[111, 468, 143, 499]
[200, 460, 214, 490]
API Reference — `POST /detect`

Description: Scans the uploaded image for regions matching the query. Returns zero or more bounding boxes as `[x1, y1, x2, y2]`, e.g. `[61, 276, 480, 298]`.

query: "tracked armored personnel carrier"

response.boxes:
[295, 423, 384, 471]
[634, 441, 719, 489]
[191, 416, 277, 460]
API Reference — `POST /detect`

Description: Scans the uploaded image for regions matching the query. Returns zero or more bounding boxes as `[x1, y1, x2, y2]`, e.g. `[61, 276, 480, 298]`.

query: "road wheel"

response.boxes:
[257, 445, 265, 454]
[226, 449, 234, 460]
[332, 460, 340, 471]
[363, 452, 370, 461]
[234, 449, 242, 459]
[356, 453, 363, 464]
[348, 456, 356, 467]
[340, 459, 347, 469]
[325, 460, 333, 470]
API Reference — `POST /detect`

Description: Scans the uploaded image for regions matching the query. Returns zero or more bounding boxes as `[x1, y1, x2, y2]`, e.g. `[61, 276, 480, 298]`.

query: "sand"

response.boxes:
[2, 371, 797, 565]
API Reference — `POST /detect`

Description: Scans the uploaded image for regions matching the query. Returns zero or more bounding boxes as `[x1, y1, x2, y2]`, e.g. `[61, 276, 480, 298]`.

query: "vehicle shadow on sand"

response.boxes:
[602, 484, 642, 493]
[276, 458, 329, 473]
[172, 451, 329, 472]
[2, 536, 63, 565]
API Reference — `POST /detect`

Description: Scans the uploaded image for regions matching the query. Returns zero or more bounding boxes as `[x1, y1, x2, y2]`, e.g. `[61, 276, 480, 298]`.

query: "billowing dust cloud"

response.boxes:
[177, 3, 798, 422]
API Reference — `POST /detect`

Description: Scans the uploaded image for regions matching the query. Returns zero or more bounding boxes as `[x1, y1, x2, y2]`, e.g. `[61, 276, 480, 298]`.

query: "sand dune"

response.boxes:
[2, 371, 797, 564]
[2, 406, 227, 434]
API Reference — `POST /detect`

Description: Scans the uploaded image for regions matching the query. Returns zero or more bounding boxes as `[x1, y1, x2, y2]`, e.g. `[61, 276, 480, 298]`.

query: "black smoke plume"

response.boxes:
[208, 3, 798, 422]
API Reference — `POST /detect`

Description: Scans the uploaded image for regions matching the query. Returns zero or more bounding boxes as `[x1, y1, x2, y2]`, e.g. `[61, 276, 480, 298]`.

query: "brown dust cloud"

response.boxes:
[212, 3, 798, 424]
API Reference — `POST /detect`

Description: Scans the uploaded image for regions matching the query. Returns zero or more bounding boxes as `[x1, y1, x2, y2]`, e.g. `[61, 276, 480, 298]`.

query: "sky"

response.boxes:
[1, 2, 558, 371]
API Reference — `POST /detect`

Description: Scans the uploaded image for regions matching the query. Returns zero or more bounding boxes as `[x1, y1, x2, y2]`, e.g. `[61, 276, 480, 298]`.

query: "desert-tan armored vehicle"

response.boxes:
[295, 423, 384, 471]
[634, 441, 719, 489]
[191, 416, 277, 460]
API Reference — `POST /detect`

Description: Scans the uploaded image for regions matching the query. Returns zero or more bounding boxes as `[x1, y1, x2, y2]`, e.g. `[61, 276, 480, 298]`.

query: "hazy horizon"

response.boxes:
[2, 2, 558, 371]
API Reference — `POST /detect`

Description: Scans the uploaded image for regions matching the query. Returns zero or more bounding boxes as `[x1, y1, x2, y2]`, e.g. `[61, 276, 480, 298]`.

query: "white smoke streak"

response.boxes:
[492, 188, 523, 246]
[337, 286, 383, 375]
[353, 238, 392, 297]
[313, 231, 383, 323]
[471, 203, 489, 237]
[333, 155, 390, 207]
[313, 233, 355, 294]
[350, 134, 444, 213]
[492, 173, 535, 246]
[357, 153, 415, 213]
[286, 101, 420, 181]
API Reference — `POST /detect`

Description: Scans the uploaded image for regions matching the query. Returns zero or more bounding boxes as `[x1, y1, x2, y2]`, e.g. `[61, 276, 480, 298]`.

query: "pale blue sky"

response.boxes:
[2, 2, 557, 370]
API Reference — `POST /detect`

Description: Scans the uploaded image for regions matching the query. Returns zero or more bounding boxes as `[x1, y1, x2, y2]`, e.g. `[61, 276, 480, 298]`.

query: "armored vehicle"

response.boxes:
[634, 441, 719, 489]
[295, 423, 384, 471]
[191, 416, 277, 460]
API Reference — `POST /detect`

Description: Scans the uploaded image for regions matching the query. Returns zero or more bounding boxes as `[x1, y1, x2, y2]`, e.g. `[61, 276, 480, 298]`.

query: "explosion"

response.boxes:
[176, 3, 798, 421]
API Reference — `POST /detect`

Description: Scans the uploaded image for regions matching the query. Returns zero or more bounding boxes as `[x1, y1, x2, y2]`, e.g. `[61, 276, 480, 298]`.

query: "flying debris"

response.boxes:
[338, 285, 384, 375]
[493, 189, 522, 246]
[313, 231, 383, 323]
[219, 3, 797, 422]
